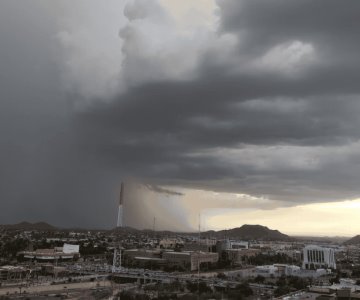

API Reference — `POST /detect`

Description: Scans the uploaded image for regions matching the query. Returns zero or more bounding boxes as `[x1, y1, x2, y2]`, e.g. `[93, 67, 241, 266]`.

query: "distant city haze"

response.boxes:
[1, 0, 360, 236]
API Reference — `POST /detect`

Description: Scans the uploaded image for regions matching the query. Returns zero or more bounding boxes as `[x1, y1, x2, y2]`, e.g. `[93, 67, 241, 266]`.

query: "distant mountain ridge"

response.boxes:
[1, 221, 56, 231]
[344, 235, 360, 245]
[1, 221, 290, 240]
[113, 224, 291, 241]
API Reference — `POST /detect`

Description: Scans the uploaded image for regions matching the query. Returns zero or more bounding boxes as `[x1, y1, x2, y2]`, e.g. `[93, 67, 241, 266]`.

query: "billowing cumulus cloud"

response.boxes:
[1, 0, 360, 233]
[56, 0, 233, 102]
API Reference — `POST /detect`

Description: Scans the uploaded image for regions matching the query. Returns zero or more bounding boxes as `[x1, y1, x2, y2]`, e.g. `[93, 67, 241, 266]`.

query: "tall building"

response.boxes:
[302, 245, 336, 270]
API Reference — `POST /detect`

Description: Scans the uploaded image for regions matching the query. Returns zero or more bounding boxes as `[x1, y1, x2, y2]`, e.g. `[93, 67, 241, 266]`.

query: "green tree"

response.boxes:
[234, 283, 253, 297]
[253, 275, 265, 283]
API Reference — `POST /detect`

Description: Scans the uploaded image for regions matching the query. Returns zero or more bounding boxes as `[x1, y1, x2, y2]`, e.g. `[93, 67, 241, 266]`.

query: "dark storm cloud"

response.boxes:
[0, 1, 122, 228]
[75, 0, 360, 206]
[2, 0, 360, 230]
[218, 0, 360, 59]
[76, 81, 360, 203]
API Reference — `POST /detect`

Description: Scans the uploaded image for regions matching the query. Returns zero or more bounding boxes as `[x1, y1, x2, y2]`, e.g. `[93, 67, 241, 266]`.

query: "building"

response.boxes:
[18, 244, 80, 261]
[123, 249, 159, 266]
[162, 251, 192, 270]
[63, 243, 80, 254]
[190, 252, 219, 271]
[124, 249, 160, 258]
[159, 238, 183, 249]
[254, 264, 301, 277]
[223, 248, 260, 265]
[199, 238, 217, 246]
[278, 249, 302, 262]
[255, 265, 279, 276]
[162, 251, 219, 271]
[41, 265, 68, 276]
[274, 264, 301, 276]
[0, 266, 27, 281]
[303, 245, 336, 270]
[183, 243, 213, 252]
[229, 241, 249, 249]
[346, 246, 360, 265]
[132, 257, 167, 268]
[217, 240, 249, 251]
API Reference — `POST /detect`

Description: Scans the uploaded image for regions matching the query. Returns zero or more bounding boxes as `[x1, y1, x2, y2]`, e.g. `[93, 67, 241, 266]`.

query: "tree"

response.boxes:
[234, 283, 253, 297]
[217, 272, 227, 279]
[253, 275, 265, 283]
[274, 285, 291, 297]
[186, 281, 211, 294]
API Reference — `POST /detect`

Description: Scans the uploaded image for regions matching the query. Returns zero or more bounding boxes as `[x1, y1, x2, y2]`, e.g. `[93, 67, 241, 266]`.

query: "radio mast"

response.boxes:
[117, 182, 125, 227]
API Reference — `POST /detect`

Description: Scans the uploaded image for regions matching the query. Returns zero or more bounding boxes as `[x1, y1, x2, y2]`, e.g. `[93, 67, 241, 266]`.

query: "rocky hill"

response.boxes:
[344, 235, 360, 245]
[202, 224, 291, 241]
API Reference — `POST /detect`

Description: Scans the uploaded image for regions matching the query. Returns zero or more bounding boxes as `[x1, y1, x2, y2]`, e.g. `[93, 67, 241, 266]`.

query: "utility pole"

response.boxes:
[117, 182, 125, 228]
[198, 212, 201, 300]
[153, 217, 156, 240]
[198, 213, 201, 247]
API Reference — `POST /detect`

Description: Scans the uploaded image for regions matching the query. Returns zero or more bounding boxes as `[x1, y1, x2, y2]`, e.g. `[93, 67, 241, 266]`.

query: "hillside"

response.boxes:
[1, 221, 57, 231]
[110, 224, 291, 241]
[202, 224, 291, 241]
[344, 235, 360, 245]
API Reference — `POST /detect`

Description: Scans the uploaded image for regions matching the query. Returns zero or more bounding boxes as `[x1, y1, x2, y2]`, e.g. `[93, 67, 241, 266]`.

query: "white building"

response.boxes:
[63, 244, 80, 254]
[284, 265, 301, 276]
[302, 245, 336, 270]
[19, 244, 80, 261]
[254, 264, 301, 277]
[217, 240, 249, 251]
[255, 265, 279, 276]
[229, 241, 249, 249]
[159, 238, 183, 249]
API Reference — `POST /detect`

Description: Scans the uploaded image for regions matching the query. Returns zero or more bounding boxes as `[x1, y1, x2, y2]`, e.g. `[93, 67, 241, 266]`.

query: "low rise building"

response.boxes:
[162, 251, 192, 270]
[183, 243, 213, 252]
[217, 239, 249, 251]
[162, 251, 218, 271]
[0, 266, 27, 281]
[159, 238, 183, 249]
[132, 257, 167, 268]
[41, 264, 68, 276]
[18, 243, 80, 261]
[123, 249, 161, 259]
[346, 246, 360, 265]
[274, 264, 301, 276]
[255, 265, 279, 276]
[223, 248, 260, 265]
[190, 252, 219, 271]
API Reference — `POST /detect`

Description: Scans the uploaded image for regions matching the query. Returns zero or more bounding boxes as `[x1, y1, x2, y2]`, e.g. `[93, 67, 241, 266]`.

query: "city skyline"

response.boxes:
[1, 0, 360, 236]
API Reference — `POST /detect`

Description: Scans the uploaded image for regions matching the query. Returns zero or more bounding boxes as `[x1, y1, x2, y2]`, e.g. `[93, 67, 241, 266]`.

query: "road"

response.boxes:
[0, 280, 111, 296]
[0, 266, 276, 297]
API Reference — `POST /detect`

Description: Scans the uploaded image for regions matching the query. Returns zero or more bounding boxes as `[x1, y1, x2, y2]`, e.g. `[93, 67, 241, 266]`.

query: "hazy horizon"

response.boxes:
[1, 218, 356, 238]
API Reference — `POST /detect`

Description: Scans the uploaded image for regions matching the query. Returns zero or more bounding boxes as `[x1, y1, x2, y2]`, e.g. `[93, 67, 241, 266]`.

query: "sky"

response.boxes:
[1, 0, 360, 236]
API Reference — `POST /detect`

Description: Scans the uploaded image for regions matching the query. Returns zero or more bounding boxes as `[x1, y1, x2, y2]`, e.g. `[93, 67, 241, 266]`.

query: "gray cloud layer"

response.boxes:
[1, 0, 360, 229]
